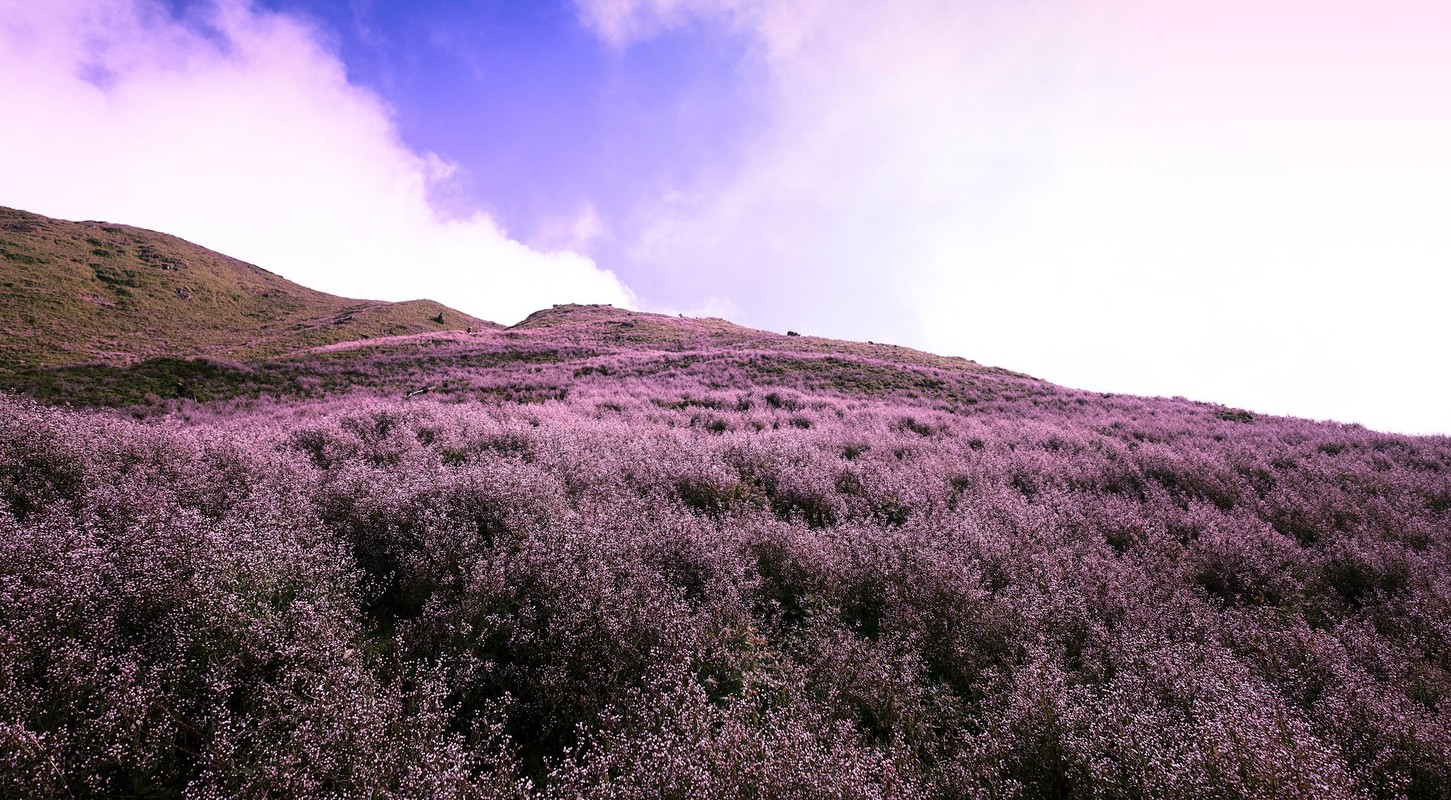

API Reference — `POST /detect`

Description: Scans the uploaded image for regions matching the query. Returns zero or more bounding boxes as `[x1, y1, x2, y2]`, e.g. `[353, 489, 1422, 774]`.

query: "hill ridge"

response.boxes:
[0, 206, 495, 370]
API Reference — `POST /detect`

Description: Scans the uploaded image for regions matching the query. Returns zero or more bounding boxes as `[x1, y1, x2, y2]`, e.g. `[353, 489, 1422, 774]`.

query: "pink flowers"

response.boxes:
[1, 327, 1448, 796]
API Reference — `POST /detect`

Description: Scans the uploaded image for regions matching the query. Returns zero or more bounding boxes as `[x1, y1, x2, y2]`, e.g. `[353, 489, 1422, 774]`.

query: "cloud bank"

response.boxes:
[577, 0, 1451, 435]
[0, 0, 634, 324]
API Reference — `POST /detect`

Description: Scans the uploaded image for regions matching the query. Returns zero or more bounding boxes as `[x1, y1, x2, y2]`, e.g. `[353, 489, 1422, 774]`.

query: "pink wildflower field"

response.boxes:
[3, 307, 1450, 798]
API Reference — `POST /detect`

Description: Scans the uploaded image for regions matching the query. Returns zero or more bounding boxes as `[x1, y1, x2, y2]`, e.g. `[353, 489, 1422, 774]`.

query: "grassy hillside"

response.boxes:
[0, 206, 494, 371]
[5, 352, 1450, 798]
[3, 214, 1450, 798]
[513, 303, 1010, 375]
[1, 302, 1038, 411]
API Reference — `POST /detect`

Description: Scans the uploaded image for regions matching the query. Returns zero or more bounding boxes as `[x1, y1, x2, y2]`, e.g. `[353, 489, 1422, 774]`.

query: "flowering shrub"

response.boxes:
[2, 312, 1449, 797]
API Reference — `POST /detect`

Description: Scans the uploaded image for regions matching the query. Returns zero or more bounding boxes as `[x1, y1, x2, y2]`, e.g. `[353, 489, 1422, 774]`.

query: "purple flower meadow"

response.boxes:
[2, 311, 1449, 798]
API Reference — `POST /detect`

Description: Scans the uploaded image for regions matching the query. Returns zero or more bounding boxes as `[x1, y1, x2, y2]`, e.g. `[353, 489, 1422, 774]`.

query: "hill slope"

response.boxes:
[0, 300, 1042, 409]
[0, 206, 494, 370]
[2, 211, 1449, 798]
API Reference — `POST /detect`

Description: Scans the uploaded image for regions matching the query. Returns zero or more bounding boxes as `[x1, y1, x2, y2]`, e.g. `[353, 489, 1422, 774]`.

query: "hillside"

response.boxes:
[2, 214, 1450, 799]
[0, 302, 1045, 409]
[0, 206, 494, 371]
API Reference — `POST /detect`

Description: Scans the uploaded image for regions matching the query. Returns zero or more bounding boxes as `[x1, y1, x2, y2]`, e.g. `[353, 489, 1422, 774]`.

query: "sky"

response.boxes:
[1, 0, 1448, 435]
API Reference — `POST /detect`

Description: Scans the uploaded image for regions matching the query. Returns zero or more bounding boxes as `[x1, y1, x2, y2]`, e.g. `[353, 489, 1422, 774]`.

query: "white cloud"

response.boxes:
[0, 0, 635, 325]
[533, 202, 609, 254]
[576, 0, 1451, 434]
[575, 0, 725, 48]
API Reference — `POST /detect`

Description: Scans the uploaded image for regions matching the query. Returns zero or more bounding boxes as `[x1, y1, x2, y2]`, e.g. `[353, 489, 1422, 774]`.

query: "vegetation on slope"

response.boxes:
[0, 303, 1031, 413]
[3, 343, 1450, 798]
[0, 206, 493, 371]
[3, 215, 1449, 798]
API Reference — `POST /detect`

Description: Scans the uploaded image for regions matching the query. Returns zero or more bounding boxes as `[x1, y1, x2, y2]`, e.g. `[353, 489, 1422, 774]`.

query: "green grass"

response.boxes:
[0, 206, 495, 371]
[3, 340, 596, 409]
[1, 209, 1029, 412]
[8, 357, 287, 406]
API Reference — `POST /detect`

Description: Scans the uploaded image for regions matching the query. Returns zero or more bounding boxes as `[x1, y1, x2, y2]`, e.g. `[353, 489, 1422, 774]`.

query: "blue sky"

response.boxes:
[2, 0, 1450, 434]
[246, 0, 763, 239]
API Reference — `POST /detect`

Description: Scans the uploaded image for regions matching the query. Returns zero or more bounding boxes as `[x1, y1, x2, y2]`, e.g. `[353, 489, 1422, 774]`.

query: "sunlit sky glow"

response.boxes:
[2, 0, 1448, 434]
